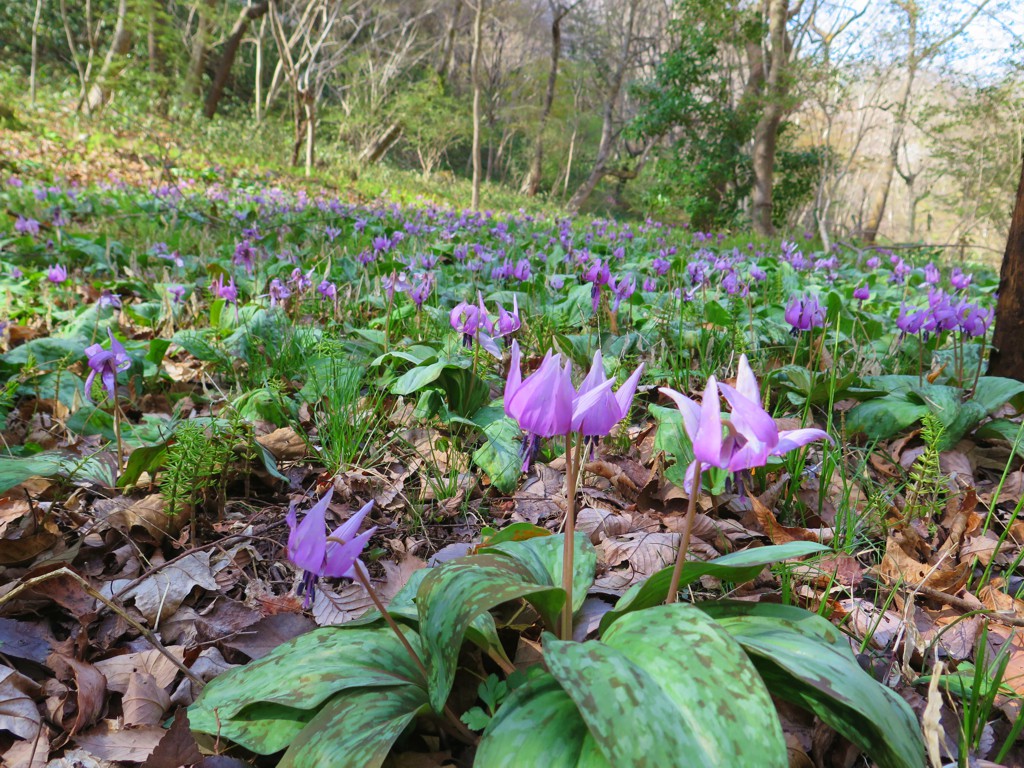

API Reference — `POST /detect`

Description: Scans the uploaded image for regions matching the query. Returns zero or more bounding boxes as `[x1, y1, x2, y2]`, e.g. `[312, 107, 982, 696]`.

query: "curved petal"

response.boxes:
[734, 355, 759, 404]
[323, 526, 377, 578]
[718, 382, 778, 448]
[658, 386, 700, 441]
[575, 350, 607, 400]
[287, 490, 332, 573]
[613, 362, 644, 418]
[506, 352, 574, 437]
[692, 376, 724, 467]
[775, 427, 832, 456]
[571, 377, 617, 435]
[503, 340, 523, 415]
[332, 498, 374, 543]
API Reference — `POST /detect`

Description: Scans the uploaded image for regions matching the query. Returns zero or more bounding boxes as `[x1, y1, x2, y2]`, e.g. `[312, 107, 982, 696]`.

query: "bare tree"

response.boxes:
[85, 0, 133, 113]
[520, 0, 582, 196]
[204, 2, 271, 119]
[989, 151, 1024, 380]
[567, 0, 641, 212]
[859, 0, 992, 244]
[30, 0, 44, 105]
[471, 0, 486, 209]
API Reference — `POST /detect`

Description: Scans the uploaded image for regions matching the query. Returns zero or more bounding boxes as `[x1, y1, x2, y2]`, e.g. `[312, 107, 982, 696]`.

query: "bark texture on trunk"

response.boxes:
[470, 0, 485, 211]
[750, 0, 789, 237]
[567, 0, 638, 213]
[185, 0, 215, 100]
[204, 2, 270, 119]
[86, 0, 133, 112]
[521, 2, 571, 197]
[988, 155, 1024, 381]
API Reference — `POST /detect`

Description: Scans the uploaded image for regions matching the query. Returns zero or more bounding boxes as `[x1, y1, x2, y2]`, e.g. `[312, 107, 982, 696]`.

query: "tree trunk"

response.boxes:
[204, 2, 270, 119]
[567, 0, 638, 213]
[750, 0, 790, 237]
[185, 0, 215, 101]
[521, 3, 568, 197]
[437, 0, 463, 83]
[86, 0, 133, 113]
[988, 154, 1024, 380]
[30, 0, 44, 104]
[470, 0, 485, 211]
[359, 122, 403, 165]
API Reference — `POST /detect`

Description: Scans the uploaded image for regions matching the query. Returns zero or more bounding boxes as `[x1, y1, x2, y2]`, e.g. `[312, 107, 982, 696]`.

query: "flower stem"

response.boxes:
[113, 400, 124, 473]
[348, 561, 476, 744]
[666, 460, 702, 604]
[560, 433, 578, 640]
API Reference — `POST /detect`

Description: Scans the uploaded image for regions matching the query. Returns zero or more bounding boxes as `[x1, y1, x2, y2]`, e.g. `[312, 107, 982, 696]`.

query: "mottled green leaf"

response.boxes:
[846, 396, 928, 440]
[189, 625, 425, 753]
[482, 532, 597, 613]
[599, 605, 787, 766]
[471, 417, 523, 494]
[391, 361, 447, 396]
[0, 450, 117, 493]
[278, 685, 427, 768]
[476, 672, 609, 768]
[417, 555, 563, 712]
[600, 541, 829, 633]
[701, 601, 925, 768]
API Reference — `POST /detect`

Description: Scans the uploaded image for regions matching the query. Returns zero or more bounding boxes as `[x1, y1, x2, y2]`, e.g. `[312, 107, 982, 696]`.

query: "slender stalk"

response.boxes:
[666, 460, 702, 604]
[348, 559, 477, 744]
[560, 433, 578, 640]
[113, 399, 124, 472]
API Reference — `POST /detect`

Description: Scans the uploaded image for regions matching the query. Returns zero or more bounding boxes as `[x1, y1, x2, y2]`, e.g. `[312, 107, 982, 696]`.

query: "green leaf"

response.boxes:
[600, 541, 829, 633]
[0, 450, 116, 493]
[545, 606, 786, 767]
[437, 366, 491, 418]
[118, 443, 168, 487]
[471, 417, 523, 494]
[277, 685, 427, 768]
[391, 361, 447, 395]
[971, 377, 1024, 414]
[701, 601, 925, 768]
[599, 605, 787, 765]
[477, 672, 608, 768]
[482, 532, 597, 613]
[416, 555, 563, 713]
[845, 396, 928, 440]
[189, 625, 426, 753]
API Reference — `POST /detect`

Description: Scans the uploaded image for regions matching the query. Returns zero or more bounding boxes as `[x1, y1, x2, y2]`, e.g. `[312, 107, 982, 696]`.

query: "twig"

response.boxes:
[0, 567, 203, 687]
[881, 576, 1024, 628]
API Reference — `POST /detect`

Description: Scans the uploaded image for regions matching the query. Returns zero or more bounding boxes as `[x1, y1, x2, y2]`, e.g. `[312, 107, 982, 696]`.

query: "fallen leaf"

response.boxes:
[48, 654, 107, 735]
[256, 426, 308, 461]
[221, 613, 316, 660]
[122, 672, 170, 726]
[0, 664, 41, 740]
[0, 617, 52, 663]
[72, 721, 165, 763]
[310, 582, 375, 626]
[146, 708, 202, 768]
[121, 551, 220, 624]
[594, 532, 678, 592]
[93, 647, 185, 694]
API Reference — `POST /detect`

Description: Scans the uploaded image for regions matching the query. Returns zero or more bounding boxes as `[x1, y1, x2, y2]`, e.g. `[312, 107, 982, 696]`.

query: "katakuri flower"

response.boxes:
[784, 294, 825, 333]
[286, 488, 376, 609]
[84, 328, 131, 403]
[659, 375, 730, 492]
[571, 350, 644, 440]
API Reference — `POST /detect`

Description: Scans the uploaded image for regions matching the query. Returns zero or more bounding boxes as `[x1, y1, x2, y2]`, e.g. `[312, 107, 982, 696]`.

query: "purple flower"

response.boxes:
[652, 258, 671, 276]
[716, 355, 831, 472]
[268, 278, 291, 307]
[84, 329, 131, 403]
[9, 266, 23, 280]
[383, 272, 411, 301]
[168, 285, 186, 304]
[287, 488, 376, 609]
[749, 265, 767, 282]
[549, 275, 565, 291]
[896, 304, 928, 336]
[233, 240, 257, 272]
[853, 285, 870, 302]
[290, 267, 313, 292]
[324, 226, 342, 242]
[957, 301, 992, 337]
[211, 275, 238, 304]
[409, 273, 433, 309]
[97, 291, 122, 310]
[47, 264, 68, 284]
[14, 216, 40, 236]
[494, 296, 521, 337]
[317, 280, 337, 300]
[659, 376, 730, 492]
[571, 350, 644, 439]
[866, 257, 881, 270]
[643, 277, 658, 292]
[513, 259, 532, 282]
[610, 274, 636, 311]
[923, 263, 940, 285]
[784, 294, 825, 332]
[504, 341, 576, 440]
[951, 268, 972, 291]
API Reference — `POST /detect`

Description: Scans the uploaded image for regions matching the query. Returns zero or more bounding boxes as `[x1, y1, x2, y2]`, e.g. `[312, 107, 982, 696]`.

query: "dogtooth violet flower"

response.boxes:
[784, 294, 825, 333]
[505, 341, 643, 470]
[659, 376, 732, 492]
[84, 329, 131, 403]
[47, 264, 68, 284]
[716, 354, 831, 473]
[287, 488, 376, 609]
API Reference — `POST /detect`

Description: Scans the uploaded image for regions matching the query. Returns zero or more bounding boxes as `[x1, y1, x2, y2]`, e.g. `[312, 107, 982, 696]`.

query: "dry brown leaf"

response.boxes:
[791, 554, 864, 589]
[93, 647, 185, 694]
[834, 598, 903, 649]
[122, 673, 170, 726]
[3, 721, 51, 767]
[749, 493, 827, 544]
[576, 507, 631, 542]
[594, 532, 677, 592]
[377, 554, 427, 605]
[146, 708, 203, 768]
[878, 534, 970, 595]
[121, 551, 220, 624]
[48, 654, 107, 735]
[255, 426, 308, 461]
[310, 582, 374, 626]
[72, 721, 165, 763]
[0, 512, 60, 565]
[0, 665, 41, 740]
[105, 495, 187, 544]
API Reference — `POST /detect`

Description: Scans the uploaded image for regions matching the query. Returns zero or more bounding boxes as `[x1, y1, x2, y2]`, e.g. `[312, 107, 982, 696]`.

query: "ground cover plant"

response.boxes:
[2, 165, 1024, 768]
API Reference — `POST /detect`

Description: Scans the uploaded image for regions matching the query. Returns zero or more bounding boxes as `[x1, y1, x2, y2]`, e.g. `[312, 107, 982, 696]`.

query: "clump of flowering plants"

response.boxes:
[189, 347, 924, 768]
